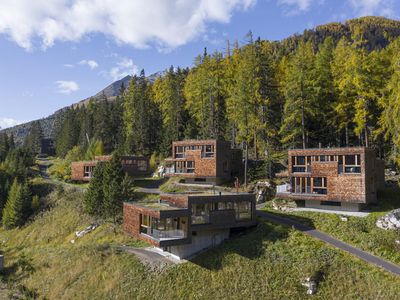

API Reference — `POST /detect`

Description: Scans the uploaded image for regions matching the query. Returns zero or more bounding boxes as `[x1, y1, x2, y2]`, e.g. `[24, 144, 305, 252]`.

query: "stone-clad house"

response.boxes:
[276, 147, 385, 211]
[71, 155, 150, 181]
[164, 139, 243, 184]
[123, 192, 256, 259]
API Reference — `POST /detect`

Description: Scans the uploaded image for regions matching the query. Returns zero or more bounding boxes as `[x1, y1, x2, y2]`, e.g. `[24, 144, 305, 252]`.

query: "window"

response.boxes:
[175, 146, 185, 158]
[186, 161, 195, 173]
[320, 201, 341, 207]
[137, 160, 147, 171]
[218, 202, 234, 210]
[191, 203, 212, 224]
[343, 154, 361, 173]
[292, 156, 307, 173]
[312, 177, 327, 195]
[84, 165, 95, 178]
[203, 144, 215, 158]
[234, 201, 252, 220]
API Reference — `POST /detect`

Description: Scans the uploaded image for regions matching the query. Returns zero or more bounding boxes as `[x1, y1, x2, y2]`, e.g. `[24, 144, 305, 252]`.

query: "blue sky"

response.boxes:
[0, 0, 398, 128]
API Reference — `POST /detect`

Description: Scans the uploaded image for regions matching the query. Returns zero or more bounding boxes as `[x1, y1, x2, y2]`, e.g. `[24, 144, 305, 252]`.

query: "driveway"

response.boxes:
[256, 210, 400, 276]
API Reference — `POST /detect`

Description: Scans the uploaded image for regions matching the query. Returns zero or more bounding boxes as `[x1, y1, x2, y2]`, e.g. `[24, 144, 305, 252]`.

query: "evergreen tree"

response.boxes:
[279, 40, 316, 149]
[24, 121, 43, 154]
[84, 162, 106, 216]
[2, 179, 24, 229]
[153, 66, 189, 155]
[123, 70, 161, 155]
[102, 152, 126, 220]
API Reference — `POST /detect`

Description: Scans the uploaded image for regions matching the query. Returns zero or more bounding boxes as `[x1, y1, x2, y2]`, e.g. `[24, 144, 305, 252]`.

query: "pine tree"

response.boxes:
[279, 40, 316, 149]
[84, 162, 106, 216]
[24, 121, 43, 154]
[2, 179, 23, 229]
[102, 152, 126, 220]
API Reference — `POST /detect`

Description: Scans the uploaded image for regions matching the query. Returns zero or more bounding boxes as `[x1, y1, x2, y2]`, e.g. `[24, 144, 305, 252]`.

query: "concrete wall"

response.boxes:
[305, 200, 361, 212]
[167, 229, 230, 259]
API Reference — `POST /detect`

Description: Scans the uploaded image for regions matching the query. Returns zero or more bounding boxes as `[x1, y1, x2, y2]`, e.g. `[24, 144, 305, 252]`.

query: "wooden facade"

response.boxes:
[276, 147, 385, 208]
[70, 155, 150, 182]
[165, 140, 243, 184]
[123, 193, 256, 248]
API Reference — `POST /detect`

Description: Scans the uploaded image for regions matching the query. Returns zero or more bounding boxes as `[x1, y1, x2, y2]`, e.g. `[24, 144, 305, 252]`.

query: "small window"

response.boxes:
[320, 201, 341, 207]
[345, 155, 356, 165]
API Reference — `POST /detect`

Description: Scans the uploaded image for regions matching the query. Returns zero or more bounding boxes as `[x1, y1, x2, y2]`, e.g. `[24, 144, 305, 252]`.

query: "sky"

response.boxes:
[0, 0, 398, 129]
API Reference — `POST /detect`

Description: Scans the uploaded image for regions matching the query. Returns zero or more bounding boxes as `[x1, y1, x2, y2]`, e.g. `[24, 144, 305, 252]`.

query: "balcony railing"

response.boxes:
[140, 227, 186, 240]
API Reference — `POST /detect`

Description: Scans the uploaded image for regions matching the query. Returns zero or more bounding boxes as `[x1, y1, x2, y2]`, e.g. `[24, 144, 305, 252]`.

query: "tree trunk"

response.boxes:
[254, 127, 258, 160]
[345, 126, 349, 147]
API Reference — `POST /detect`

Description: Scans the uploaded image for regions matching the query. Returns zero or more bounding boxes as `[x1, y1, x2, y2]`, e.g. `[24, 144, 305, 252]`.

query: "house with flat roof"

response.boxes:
[276, 147, 385, 211]
[71, 155, 150, 181]
[123, 193, 256, 259]
[164, 139, 243, 184]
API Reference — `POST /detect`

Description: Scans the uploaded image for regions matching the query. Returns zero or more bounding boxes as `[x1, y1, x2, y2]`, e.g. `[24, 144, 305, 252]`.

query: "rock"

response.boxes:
[75, 224, 98, 238]
[302, 277, 317, 295]
[70, 239, 75, 244]
[340, 216, 348, 222]
[376, 209, 400, 230]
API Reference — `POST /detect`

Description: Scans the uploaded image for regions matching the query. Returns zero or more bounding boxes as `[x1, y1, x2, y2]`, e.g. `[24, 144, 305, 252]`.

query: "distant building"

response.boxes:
[123, 193, 256, 259]
[71, 155, 150, 181]
[40, 138, 55, 156]
[276, 147, 385, 211]
[164, 139, 243, 184]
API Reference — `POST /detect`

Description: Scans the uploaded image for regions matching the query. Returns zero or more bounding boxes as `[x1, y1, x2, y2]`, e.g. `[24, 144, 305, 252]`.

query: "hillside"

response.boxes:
[0, 181, 399, 299]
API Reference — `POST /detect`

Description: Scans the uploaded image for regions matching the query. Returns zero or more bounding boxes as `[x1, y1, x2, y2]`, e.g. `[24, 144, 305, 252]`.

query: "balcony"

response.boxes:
[140, 227, 187, 241]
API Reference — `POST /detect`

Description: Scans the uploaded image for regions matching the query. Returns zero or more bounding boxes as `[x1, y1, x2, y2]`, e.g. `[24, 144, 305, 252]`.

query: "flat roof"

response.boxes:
[126, 200, 184, 211]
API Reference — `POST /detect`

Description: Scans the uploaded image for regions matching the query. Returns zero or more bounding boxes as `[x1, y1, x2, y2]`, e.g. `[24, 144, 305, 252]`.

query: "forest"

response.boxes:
[15, 17, 400, 172]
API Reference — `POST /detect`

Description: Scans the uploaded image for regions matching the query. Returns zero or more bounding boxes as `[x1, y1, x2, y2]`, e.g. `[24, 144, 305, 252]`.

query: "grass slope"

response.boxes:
[0, 184, 399, 299]
[269, 186, 400, 265]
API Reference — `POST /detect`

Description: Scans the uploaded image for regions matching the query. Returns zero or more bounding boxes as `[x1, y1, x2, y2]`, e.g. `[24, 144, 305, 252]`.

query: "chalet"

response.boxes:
[123, 193, 256, 259]
[164, 139, 243, 184]
[71, 155, 150, 181]
[276, 147, 385, 211]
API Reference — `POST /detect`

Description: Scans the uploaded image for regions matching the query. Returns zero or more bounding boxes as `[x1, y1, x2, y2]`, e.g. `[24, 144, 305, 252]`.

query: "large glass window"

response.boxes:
[175, 146, 185, 158]
[202, 145, 215, 158]
[137, 160, 148, 171]
[140, 215, 187, 240]
[191, 203, 212, 224]
[234, 201, 252, 220]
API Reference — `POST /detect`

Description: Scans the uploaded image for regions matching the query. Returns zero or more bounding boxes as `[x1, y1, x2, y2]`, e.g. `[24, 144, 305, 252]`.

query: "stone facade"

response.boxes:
[123, 193, 256, 258]
[277, 147, 385, 209]
[70, 155, 150, 182]
[165, 139, 243, 184]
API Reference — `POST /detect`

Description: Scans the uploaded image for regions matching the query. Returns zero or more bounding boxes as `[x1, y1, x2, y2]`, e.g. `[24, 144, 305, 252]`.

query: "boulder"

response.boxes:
[376, 209, 400, 230]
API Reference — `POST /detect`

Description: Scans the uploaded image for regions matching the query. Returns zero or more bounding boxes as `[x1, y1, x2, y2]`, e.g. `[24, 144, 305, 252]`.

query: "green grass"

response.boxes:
[267, 185, 400, 265]
[0, 185, 399, 299]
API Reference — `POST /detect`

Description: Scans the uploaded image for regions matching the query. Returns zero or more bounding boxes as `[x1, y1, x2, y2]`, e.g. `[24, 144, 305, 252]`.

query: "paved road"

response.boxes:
[256, 210, 400, 276]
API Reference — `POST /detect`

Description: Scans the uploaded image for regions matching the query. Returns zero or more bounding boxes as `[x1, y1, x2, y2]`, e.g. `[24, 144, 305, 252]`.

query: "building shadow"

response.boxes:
[368, 185, 400, 212]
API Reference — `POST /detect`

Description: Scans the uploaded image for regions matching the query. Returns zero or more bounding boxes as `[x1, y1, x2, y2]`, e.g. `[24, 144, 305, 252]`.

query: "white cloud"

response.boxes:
[63, 63, 74, 68]
[0, 118, 24, 129]
[78, 59, 99, 69]
[107, 57, 139, 81]
[0, 0, 255, 51]
[55, 80, 79, 94]
[348, 0, 395, 17]
[277, 0, 324, 14]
